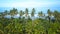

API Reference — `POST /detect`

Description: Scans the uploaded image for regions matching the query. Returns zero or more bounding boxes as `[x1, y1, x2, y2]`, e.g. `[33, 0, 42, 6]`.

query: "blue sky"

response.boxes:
[0, 0, 60, 13]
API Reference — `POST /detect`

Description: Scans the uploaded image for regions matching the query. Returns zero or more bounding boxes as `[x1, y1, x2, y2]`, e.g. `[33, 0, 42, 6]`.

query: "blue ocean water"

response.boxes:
[0, 7, 60, 13]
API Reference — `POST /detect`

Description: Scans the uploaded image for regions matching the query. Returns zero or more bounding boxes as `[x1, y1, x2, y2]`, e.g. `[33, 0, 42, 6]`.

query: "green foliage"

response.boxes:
[31, 8, 35, 17]
[25, 8, 28, 17]
[47, 9, 53, 16]
[10, 8, 18, 16]
[20, 10, 24, 17]
[0, 8, 60, 34]
[38, 11, 43, 17]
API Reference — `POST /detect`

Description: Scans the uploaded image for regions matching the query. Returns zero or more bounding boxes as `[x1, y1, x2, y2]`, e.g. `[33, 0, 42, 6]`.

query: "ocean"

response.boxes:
[0, 7, 60, 13]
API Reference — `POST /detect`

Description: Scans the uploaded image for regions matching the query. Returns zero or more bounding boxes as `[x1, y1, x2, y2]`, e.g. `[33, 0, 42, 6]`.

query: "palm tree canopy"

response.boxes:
[20, 10, 24, 16]
[10, 8, 18, 16]
[25, 8, 28, 17]
[47, 9, 52, 16]
[38, 11, 43, 17]
[31, 8, 35, 17]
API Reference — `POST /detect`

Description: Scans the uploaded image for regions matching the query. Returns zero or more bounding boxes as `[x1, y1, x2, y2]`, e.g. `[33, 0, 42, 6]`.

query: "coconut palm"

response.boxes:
[38, 11, 43, 17]
[19, 10, 24, 18]
[31, 8, 35, 17]
[53, 10, 60, 22]
[47, 9, 52, 16]
[47, 9, 54, 22]
[10, 8, 18, 16]
[25, 8, 28, 17]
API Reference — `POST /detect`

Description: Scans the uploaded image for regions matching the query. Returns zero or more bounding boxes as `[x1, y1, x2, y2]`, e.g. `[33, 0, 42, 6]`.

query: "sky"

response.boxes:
[0, 0, 60, 13]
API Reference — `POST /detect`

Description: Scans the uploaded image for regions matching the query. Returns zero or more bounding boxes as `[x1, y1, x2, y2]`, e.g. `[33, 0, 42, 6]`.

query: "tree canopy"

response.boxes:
[0, 8, 60, 34]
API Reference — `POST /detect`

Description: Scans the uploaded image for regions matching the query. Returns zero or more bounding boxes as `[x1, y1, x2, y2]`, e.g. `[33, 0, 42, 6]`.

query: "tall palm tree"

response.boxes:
[31, 8, 35, 17]
[10, 8, 18, 16]
[31, 8, 35, 34]
[19, 10, 24, 18]
[38, 11, 43, 17]
[53, 10, 58, 17]
[53, 10, 60, 22]
[25, 8, 28, 17]
[47, 9, 52, 23]
[47, 9, 52, 16]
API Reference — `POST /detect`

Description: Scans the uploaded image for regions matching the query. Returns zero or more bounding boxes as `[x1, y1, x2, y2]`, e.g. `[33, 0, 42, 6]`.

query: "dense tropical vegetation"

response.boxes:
[0, 8, 60, 34]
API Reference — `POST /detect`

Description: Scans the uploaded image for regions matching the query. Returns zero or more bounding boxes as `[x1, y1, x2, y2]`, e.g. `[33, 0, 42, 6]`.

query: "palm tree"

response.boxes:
[31, 8, 35, 34]
[47, 9, 52, 23]
[25, 8, 28, 17]
[47, 9, 52, 16]
[31, 8, 35, 17]
[53, 10, 60, 22]
[10, 8, 18, 16]
[38, 11, 43, 17]
[19, 10, 24, 18]
[53, 10, 58, 17]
